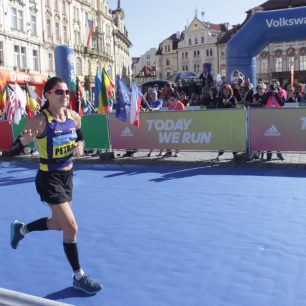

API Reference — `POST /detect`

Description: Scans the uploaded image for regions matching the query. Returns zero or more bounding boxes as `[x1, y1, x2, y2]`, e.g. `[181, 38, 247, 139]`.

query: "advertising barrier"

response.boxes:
[249, 108, 306, 151]
[81, 114, 110, 150]
[12, 117, 35, 148]
[0, 120, 13, 150]
[108, 110, 246, 151]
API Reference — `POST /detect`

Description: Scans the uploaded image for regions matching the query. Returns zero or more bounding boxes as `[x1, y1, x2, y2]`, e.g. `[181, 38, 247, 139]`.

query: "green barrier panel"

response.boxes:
[12, 117, 35, 148]
[81, 114, 110, 150]
[11, 114, 110, 150]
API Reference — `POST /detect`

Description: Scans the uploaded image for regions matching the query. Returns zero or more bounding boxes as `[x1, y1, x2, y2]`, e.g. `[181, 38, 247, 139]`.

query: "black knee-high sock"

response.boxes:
[63, 241, 81, 272]
[26, 217, 49, 232]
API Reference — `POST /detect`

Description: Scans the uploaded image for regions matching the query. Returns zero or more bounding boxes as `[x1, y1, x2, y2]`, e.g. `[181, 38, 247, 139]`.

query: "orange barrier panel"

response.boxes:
[0, 120, 13, 150]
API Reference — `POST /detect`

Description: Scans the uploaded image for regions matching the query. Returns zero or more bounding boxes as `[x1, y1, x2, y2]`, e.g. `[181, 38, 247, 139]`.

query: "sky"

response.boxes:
[108, 0, 265, 58]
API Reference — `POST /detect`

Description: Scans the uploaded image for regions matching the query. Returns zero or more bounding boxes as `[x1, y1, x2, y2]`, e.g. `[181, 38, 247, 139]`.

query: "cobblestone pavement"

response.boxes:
[101, 150, 306, 169]
[2, 150, 306, 169]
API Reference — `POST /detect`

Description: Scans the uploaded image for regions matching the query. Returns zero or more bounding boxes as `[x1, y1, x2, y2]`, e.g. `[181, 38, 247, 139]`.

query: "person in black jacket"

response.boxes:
[217, 83, 237, 109]
[216, 84, 237, 160]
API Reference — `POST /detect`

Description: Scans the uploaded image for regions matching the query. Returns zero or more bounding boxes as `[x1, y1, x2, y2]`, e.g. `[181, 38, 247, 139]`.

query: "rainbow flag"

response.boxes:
[96, 68, 114, 114]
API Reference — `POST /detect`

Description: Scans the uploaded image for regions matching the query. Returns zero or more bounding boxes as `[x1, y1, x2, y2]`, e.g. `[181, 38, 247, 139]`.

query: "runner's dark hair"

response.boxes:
[40, 77, 67, 111]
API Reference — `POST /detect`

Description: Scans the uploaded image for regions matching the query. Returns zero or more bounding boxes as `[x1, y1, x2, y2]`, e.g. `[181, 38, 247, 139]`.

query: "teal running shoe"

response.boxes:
[10, 220, 24, 249]
[73, 275, 102, 295]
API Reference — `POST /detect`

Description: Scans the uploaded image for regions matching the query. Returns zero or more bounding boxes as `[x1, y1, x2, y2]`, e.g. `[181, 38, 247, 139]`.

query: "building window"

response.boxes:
[33, 50, 38, 71]
[275, 57, 283, 72]
[63, 25, 68, 43]
[74, 30, 81, 45]
[11, 8, 17, 29]
[17, 10, 24, 31]
[195, 37, 198, 44]
[182, 52, 184, 59]
[21, 47, 26, 68]
[166, 59, 170, 66]
[206, 49, 209, 57]
[210, 49, 213, 56]
[55, 22, 60, 41]
[201, 37, 204, 44]
[287, 56, 294, 71]
[54, 0, 59, 11]
[300, 55, 306, 70]
[62, 0, 66, 15]
[260, 58, 268, 73]
[48, 53, 53, 71]
[73, 6, 80, 22]
[14, 46, 20, 68]
[46, 19, 51, 38]
[188, 38, 192, 46]
[87, 59, 91, 75]
[0, 42, 3, 66]
[185, 52, 188, 59]
[31, 15, 37, 35]
[11, 8, 24, 31]
[76, 57, 82, 75]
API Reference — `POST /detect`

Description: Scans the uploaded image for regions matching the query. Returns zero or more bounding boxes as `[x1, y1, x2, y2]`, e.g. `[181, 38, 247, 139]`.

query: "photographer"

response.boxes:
[261, 83, 286, 161]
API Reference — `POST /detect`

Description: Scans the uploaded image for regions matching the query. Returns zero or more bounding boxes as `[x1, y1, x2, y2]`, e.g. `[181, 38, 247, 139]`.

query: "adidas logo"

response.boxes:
[121, 127, 134, 137]
[264, 125, 281, 137]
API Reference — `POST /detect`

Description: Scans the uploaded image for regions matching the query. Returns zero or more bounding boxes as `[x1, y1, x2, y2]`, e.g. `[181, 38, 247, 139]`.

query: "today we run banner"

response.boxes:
[108, 110, 246, 151]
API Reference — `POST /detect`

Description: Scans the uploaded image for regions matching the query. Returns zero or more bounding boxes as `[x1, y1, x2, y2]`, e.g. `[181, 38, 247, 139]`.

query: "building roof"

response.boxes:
[248, 0, 306, 12]
[135, 65, 156, 78]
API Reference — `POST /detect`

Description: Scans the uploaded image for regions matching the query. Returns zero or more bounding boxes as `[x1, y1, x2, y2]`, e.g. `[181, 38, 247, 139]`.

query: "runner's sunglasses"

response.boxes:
[47, 89, 70, 96]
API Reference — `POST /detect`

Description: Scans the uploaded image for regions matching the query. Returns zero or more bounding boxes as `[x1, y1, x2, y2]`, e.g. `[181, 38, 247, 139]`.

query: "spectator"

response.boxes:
[199, 67, 213, 101]
[204, 86, 218, 109]
[286, 85, 298, 103]
[161, 82, 173, 107]
[262, 83, 286, 161]
[295, 83, 305, 102]
[147, 89, 163, 157]
[163, 94, 185, 158]
[236, 84, 254, 107]
[216, 84, 237, 160]
[254, 84, 266, 104]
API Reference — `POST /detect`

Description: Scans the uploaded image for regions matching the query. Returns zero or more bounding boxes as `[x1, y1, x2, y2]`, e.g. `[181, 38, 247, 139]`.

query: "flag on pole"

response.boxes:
[4, 84, 18, 124]
[0, 77, 6, 114]
[25, 83, 39, 119]
[98, 68, 115, 114]
[115, 77, 130, 121]
[94, 69, 102, 112]
[291, 62, 294, 86]
[75, 77, 84, 116]
[86, 19, 94, 47]
[130, 81, 142, 127]
[14, 83, 27, 124]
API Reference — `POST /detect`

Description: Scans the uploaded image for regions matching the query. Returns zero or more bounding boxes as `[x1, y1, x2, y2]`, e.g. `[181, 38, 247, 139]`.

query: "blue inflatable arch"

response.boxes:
[226, 6, 306, 87]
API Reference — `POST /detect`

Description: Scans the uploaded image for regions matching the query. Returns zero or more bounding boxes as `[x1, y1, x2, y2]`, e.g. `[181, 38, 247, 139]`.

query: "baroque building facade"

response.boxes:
[147, 0, 306, 86]
[153, 16, 229, 82]
[0, 0, 131, 94]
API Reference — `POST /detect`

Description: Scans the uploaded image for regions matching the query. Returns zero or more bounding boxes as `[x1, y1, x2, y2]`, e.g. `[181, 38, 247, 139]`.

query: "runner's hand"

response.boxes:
[20, 129, 39, 146]
[73, 141, 84, 157]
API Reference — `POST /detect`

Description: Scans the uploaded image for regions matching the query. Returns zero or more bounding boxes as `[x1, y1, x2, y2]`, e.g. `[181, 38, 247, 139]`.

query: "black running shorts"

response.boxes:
[35, 169, 73, 204]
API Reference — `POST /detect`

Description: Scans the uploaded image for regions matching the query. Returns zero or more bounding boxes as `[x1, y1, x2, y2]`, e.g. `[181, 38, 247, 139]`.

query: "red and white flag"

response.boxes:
[86, 19, 94, 47]
[4, 84, 17, 124]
